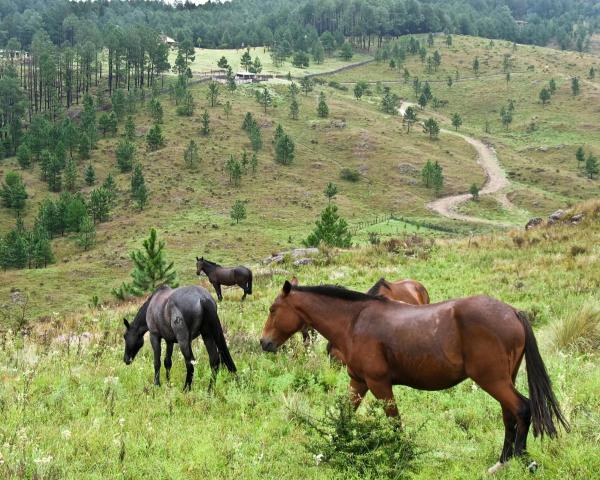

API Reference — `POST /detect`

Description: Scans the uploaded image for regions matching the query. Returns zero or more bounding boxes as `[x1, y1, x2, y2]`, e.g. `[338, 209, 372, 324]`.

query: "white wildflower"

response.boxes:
[33, 455, 53, 465]
[61, 429, 71, 440]
[118, 417, 125, 428]
[314, 453, 324, 466]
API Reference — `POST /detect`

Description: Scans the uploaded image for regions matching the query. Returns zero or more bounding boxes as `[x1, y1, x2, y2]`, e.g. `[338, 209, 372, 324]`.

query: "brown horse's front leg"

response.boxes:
[349, 378, 368, 410]
[366, 378, 400, 419]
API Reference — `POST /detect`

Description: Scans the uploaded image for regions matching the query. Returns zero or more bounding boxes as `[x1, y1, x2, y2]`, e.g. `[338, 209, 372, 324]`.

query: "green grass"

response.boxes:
[168, 46, 373, 77]
[1, 207, 599, 479]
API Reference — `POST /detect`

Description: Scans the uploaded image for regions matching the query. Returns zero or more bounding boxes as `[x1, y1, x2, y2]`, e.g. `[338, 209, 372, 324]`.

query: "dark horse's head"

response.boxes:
[196, 256, 205, 276]
[122, 296, 151, 364]
[260, 278, 303, 352]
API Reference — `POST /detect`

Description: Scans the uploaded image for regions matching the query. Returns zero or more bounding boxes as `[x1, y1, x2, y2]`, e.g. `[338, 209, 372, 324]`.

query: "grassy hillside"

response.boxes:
[325, 35, 600, 218]
[1, 202, 599, 479]
[1, 34, 599, 315]
[0, 65, 484, 316]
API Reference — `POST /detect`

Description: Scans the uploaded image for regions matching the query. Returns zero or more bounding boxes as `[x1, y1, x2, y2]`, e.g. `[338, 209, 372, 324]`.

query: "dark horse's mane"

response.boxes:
[131, 285, 169, 329]
[201, 258, 221, 267]
[292, 284, 385, 302]
[366, 277, 390, 296]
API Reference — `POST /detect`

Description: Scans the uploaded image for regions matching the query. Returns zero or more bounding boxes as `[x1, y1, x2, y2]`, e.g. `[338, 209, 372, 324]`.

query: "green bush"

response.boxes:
[340, 167, 360, 182]
[293, 396, 421, 479]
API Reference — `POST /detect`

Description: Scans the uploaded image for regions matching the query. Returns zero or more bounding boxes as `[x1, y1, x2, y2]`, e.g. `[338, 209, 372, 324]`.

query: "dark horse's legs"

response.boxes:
[150, 333, 162, 386]
[171, 312, 195, 391]
[212, 282, 223, 302]
[164, 342, 174, 382]
[201, 334, 221, 392]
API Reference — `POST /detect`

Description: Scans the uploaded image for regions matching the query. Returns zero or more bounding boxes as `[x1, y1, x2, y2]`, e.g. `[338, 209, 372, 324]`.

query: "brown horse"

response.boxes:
[326, 277, 431, 363]
[367, 277, 430, 304]
[260, 281, 569, 472]
[196, 257, 253, 301]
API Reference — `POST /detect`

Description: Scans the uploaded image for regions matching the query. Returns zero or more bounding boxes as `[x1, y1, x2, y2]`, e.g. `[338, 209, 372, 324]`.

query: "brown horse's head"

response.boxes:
[196, 256, 205, 276]
[260, 278, 302, 352]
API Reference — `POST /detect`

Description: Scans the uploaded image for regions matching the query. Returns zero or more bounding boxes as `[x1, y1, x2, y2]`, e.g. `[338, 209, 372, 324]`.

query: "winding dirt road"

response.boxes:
[399, 102, 513, 226]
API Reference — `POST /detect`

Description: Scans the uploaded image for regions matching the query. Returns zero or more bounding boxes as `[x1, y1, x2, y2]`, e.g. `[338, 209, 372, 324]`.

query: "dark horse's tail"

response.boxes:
[246, 269, 253, 295]
[208, 307, 237, 373]
[517, 311, 570, 437]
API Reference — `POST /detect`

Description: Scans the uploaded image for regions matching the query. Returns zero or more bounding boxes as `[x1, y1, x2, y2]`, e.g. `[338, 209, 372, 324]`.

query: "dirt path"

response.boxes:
[399, 102, 514, 226]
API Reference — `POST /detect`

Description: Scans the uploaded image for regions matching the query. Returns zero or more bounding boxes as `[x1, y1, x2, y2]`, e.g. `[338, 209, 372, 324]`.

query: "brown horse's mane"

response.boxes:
[292, 285, 385, 302]
[366, 277, 390, 296]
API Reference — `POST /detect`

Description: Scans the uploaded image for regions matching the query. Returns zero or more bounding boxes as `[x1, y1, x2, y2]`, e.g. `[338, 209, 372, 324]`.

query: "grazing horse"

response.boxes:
[196, 257, 253, 301]
[123, 285, 236, 391]
[367, 277, 430, 304]
[260, 281, 569, 472]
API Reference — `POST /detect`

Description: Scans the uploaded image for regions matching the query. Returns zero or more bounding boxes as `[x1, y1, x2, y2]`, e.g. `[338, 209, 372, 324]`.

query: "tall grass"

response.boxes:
[551, 302, 600, 353]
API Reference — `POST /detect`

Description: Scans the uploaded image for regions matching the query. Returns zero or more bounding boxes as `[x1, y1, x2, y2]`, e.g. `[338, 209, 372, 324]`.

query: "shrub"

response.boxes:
[551, 302, 600, 353]
[292, 396, 421, 479]
[340, 168, 360, 182]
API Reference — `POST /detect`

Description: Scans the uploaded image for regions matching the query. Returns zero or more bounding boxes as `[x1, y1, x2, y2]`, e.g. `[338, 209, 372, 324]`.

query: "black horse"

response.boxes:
[196, 257, 253, 301]
[123, 285, 236, 391]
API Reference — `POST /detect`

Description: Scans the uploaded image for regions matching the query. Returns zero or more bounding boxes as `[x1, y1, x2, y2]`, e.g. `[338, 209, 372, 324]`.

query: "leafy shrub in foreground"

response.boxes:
[292, 396, 421, 479]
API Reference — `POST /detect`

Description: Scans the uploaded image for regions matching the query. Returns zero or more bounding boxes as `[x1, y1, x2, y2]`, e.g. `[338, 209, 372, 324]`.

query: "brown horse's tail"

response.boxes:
[517, 311, 569, 437]
[246, 269, 253, 295]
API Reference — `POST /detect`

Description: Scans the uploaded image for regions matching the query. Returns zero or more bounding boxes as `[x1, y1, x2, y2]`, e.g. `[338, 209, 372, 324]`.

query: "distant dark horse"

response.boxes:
[123, 285, 236, 391]
[196, 257, 253, 301]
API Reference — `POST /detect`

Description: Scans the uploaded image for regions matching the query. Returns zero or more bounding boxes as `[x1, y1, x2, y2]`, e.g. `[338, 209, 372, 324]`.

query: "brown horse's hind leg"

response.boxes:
[365, 378, 400, 419]
[349, 378, 368, 410]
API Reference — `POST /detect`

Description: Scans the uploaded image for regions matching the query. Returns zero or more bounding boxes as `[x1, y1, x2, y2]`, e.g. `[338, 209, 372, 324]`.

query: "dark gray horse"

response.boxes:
[123, 285, 236, 391]
[196, 257, 253, 301]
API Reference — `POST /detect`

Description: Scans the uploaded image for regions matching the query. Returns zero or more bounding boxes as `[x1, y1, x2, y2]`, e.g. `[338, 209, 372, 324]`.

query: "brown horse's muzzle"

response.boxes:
[260, 337, 277, 352]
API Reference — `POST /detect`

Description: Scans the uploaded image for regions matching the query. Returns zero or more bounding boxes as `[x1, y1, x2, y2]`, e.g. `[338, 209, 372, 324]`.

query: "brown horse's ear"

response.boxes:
[282, 280, 292, 296]
[123, 318, 130, 329]
[290, 276, 299, 286]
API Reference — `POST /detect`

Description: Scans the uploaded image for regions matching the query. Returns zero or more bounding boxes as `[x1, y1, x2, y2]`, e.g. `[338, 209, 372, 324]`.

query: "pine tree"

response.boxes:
[206, 81, 220, 107]
[147, 124, 165, 151]
[273, 124, 285, 144]
[149, 98, 164, 124]
[230, 200, 247, 224]
[381, 87, 399, 114]
[249, 124, 262, 151]
[300, 77, 313, 96]
[200, 110, 210, 136]
[0, 172, 28, 211]
[257, 87, 272, 113]
[81, 94, 97, 148]
[30, 222, 54, 268]
[223, 100, 232, 120]
[64, 158, 78, 192]
[304, 204, 352, 248]
[116, 140, 136, 172]
[131, 163, 149, 209]
[403, 107, 417, 133]
[317, 91, 329, 118]
[549, 78, 557, 94]
[47, 156, 62, 192]
[423, 118, 440, 139]
[432, 162, 444, 194]
[275, 134, 295, 165]
[571, 77, 580, 96]
[240, 50, 252, 70]
[102, 174, 117, 207]
[250, 153, 258, 174]
[88, 187, 111, 223]
[85, 164, 96, 186]
[16, 144, 31, 169]
[451, 113, 463, 131]
[575, 146, 586, 167]
[422, 160, 435, 187]
[290, 96, 300, 119]
[539, 88, 551, 105]
[127, 228, 178, 296]
[324, 182, 338, 203]
[500, 106, 513, 130]
[124, 116, 136, 141]
[184, 140, 200, 169]
[77, 214, 96, 251]
[473, 57, 480, 75]
[585, 154, 599, 179]
[79, 135, 91, 160]
[340, 43, 353, 61]
[469, 183, 480, 200]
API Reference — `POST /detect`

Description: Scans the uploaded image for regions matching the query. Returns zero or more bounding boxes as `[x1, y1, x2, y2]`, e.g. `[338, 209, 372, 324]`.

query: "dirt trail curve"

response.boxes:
[399, 102, 514, 227]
